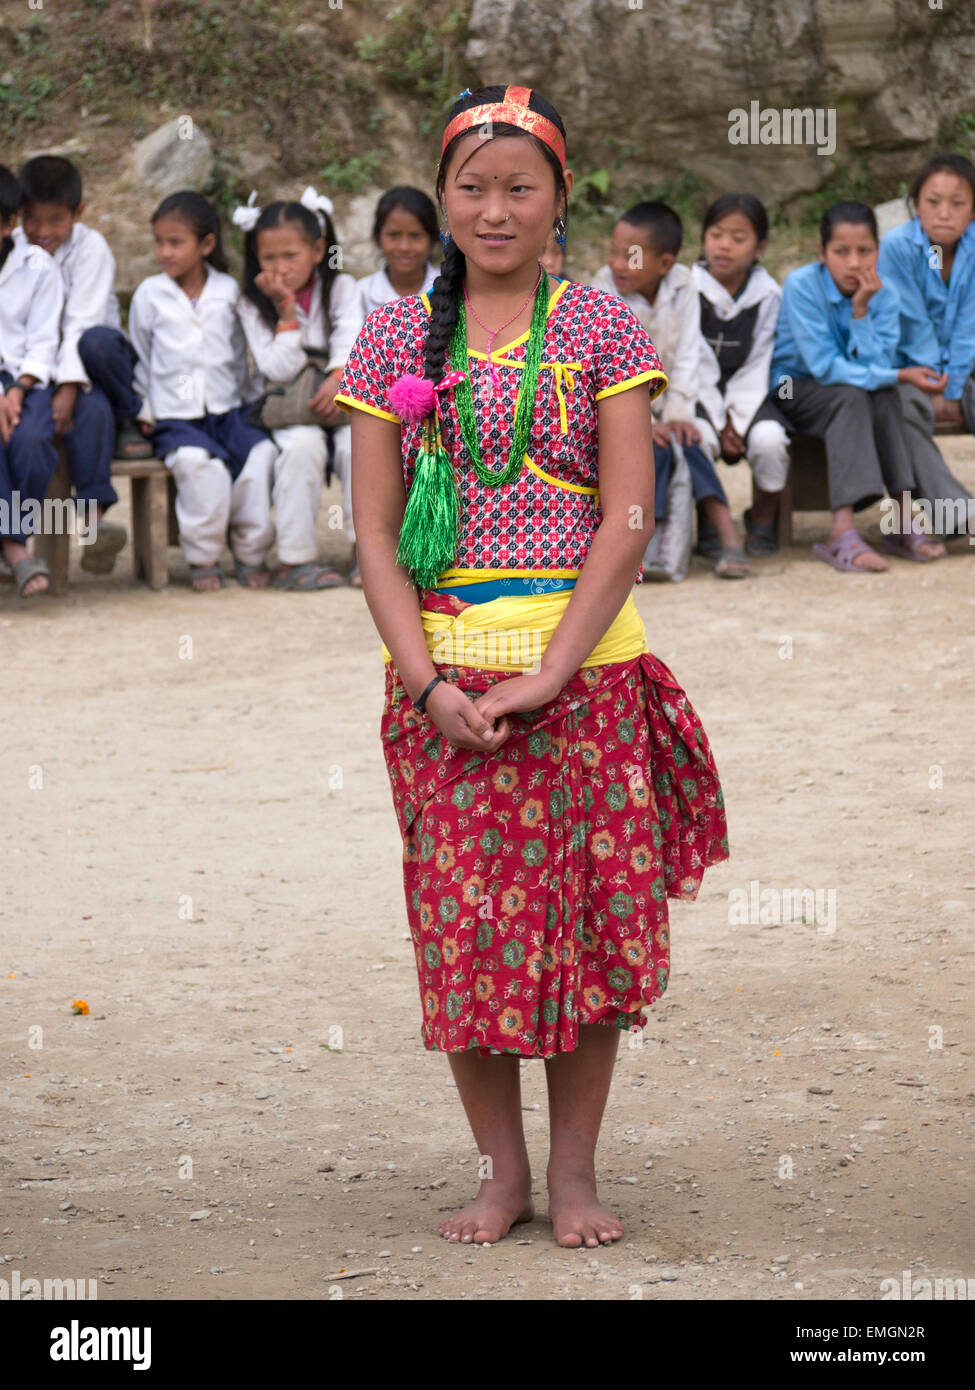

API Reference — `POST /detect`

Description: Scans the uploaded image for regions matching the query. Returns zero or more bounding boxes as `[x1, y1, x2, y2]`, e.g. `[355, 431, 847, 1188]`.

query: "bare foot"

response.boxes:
[438, 1178, 534, 1245]
[240, 568, 271, 588]
[548, 1173, 624, 1248]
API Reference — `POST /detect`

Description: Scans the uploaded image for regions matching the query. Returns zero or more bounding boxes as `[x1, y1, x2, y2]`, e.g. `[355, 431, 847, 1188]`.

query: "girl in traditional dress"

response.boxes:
[336, 86, 729, 1250]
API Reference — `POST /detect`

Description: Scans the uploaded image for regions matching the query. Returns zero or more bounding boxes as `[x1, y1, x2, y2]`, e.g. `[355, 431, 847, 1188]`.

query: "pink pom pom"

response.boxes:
[388, 374, 435, 423]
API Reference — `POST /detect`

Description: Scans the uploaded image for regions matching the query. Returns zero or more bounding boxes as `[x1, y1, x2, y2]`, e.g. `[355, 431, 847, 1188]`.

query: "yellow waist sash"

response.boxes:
[381, 591, 649, 672]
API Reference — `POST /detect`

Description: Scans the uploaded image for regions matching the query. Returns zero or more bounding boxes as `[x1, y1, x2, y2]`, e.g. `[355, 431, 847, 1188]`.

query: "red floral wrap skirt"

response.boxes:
[380, 595, 729, 1059]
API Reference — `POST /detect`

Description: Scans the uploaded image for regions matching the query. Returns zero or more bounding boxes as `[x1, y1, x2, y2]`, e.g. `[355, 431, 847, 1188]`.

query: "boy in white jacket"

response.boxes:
[16, 155, 151, 577]
[592, 201, 750, 577]
[691, 194, 789, 555]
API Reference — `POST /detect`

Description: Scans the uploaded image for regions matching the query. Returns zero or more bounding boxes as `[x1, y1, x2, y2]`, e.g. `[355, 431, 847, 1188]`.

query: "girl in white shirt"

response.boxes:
[357, 187, 440, 320]
[129, 192, 276, 592]
[691, 194, 790, 556]
[236, 193, 363, 590]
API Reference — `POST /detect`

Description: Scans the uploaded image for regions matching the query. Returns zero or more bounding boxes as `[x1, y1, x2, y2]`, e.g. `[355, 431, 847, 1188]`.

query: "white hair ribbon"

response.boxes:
[299, 185, 334, 230]
[232, 189, 261, 232]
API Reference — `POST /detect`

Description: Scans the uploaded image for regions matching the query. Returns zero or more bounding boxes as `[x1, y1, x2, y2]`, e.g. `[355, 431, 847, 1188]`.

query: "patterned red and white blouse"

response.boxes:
[335, 276, 667, 579]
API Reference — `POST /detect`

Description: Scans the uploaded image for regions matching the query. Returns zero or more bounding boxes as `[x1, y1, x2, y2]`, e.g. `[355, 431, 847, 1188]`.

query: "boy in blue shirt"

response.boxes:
[768, 201, 947, 570]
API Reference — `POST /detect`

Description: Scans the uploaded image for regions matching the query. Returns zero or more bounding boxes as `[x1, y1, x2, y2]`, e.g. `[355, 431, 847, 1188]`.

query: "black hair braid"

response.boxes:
[423, 236, 466, 383]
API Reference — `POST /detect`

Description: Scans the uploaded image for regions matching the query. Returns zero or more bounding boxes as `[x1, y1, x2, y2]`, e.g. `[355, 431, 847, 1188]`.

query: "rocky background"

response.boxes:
[2, 0, 974, 295]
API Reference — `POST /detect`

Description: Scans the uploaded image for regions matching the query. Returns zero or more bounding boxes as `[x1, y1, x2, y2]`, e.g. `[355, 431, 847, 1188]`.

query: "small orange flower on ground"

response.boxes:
[525, 951, 544, 982]
[435, 843, 456, 873]
[442, 938, 460, 965]
[474, 974, 495, 1001]
[71, 1000, 89, 1015]
[423, 989, 439, 1018]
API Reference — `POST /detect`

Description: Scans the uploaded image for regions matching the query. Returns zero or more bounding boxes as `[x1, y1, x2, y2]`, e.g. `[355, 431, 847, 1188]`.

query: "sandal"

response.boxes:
[879, 529, 946, 563]
[812, 528, 886, 573]
[695, 514, 722, 559]
[743, 506, 778, 557]
[189, 564, 226, 591]
[115, 421, 154, 459]
[272, 561, 344, 591]
[12, 554, 50, 597]
[80, 519, 127, 574]
[713, 545, 750, 578]
[234, 559, 271, 588]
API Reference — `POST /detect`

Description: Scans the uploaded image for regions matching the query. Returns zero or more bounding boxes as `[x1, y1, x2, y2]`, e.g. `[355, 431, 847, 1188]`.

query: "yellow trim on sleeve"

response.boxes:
[595, 369, 668, 402]
[334, 393, 401, 424]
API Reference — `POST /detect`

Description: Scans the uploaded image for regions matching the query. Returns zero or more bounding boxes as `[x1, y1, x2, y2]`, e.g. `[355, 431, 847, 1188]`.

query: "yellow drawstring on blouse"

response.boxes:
[549, 363, 578, 435]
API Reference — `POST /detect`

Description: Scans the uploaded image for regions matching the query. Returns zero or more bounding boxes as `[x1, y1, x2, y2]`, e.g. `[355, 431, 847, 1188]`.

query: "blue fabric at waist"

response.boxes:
[432, 576, 578, 603]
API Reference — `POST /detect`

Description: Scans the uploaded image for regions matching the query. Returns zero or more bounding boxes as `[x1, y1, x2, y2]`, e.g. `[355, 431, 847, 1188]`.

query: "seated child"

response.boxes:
[15, 154, 150, 579]
[593, 200, 750, 578]
[767, 200, 947, 571]
[877, 151, 975, 538]
[692, 193, 790, 555]
[129, 191, 277, 592]
[357, 186, 440, 319]
[0, 164, 62, 598]
[235, 189, 364, 589]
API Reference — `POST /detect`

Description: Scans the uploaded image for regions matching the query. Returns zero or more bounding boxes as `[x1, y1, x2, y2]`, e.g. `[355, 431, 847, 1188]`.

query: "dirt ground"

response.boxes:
[2, 443, 974, 1303]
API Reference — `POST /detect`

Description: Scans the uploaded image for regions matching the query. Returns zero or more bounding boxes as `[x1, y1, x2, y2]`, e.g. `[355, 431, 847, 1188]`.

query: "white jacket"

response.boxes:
[237, 272, 363, 391]
[592, 261, 698, 422]
[691, 261, 781, 436]
[14, 222, 121, 388]
[0, 236, 63, 384]
[129, 267, 254, 423]
[357, 261, 439, 319]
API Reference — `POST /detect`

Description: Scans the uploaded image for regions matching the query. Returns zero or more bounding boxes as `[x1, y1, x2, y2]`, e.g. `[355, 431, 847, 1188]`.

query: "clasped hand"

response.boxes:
[423, 668, 564, 752]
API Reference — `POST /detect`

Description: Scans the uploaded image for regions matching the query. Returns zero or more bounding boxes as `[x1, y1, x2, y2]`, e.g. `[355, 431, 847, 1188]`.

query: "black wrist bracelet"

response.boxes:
[414, 674, 444, 714]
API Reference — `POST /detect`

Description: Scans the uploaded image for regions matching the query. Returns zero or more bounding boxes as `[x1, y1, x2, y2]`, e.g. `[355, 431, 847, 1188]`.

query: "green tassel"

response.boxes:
[395, 417, 460, 589]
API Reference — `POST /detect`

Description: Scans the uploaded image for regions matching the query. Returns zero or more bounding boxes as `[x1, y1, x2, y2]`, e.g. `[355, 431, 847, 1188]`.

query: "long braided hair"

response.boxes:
[422, 87, 569, 388]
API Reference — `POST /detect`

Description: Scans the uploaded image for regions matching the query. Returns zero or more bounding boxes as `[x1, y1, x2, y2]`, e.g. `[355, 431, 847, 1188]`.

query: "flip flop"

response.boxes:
[12, 554, 50, 597]
[695, 514, 722, 559]
[743, 506, 778, 556]
[879, 530, 946, 563]
[713, 545, 750, 578]
[115, 421, 154, 459]
[272, 562, 344, 591]
[80, 519, 127, 574]
[189, 564, 226, 590]
[811, 528, 886, 573]
[234, 559, 271, 588]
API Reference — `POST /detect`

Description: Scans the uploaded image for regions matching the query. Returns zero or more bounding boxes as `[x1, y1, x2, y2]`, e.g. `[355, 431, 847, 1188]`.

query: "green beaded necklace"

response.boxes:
[394, 270, 551, 590]
[450, 270, 550, 487]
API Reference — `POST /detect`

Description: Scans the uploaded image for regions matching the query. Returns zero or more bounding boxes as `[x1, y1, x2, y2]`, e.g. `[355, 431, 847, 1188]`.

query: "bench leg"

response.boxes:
[35, 448, 72, 595]
[131, 473, 170, 589]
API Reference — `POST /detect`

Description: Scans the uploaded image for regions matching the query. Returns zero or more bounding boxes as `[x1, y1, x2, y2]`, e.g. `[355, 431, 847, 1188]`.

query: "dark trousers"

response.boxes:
[61, 385, 118, 510]
[0, 372, 58, 545]
[78, 326, 142, 422]
[772, 379, 914, 511]
[653, 440, 727, 521]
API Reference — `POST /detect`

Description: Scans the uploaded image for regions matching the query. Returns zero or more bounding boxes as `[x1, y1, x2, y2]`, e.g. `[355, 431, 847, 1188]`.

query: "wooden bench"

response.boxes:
[764, 420, 968, 547]
[34, 445, 178, 595]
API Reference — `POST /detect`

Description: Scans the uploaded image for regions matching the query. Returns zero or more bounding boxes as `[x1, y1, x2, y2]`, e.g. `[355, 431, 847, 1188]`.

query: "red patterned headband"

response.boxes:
[441, 85, 566, 169]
